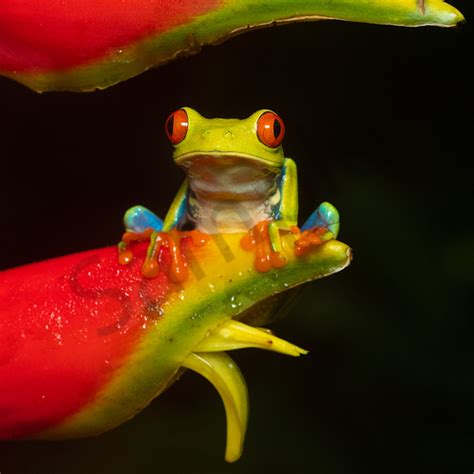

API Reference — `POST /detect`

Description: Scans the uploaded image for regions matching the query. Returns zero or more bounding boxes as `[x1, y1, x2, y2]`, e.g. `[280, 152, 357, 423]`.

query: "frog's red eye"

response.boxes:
[256, 111, 285, 148]
[166, 109, 189, 144]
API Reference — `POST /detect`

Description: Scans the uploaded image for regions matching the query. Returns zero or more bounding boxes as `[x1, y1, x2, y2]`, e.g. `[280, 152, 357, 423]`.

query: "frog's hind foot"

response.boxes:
[118, 205, 164, 266]
[294, 202, 340, 256]
[301, 201, 340, 238]
[124, 205, 164, 233]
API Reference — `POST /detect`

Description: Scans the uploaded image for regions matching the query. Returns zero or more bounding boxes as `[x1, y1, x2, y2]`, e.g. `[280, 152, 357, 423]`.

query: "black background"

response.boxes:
[0, 2, 473, 473]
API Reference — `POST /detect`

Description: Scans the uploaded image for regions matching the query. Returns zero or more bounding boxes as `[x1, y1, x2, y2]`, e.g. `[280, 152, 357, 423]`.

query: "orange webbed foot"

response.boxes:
[118, 228, 209, 282]
[294, 227, 334, 256]
[240, 220, 289, 272]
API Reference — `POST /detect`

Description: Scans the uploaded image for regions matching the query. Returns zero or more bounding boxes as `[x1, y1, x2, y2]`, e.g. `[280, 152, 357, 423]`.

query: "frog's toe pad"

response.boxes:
[301, 201, 340, 237]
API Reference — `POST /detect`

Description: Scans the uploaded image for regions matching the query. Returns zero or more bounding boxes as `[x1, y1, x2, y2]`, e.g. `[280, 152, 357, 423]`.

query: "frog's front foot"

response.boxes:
[118, 228, 155, 265]
[295, 202, 340, 256]
[118, 228, 209, 282]
[241, 220, 296, 272]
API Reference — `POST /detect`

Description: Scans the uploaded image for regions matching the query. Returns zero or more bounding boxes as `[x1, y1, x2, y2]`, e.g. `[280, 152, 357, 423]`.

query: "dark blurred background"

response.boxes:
[0, 2, 472, 473]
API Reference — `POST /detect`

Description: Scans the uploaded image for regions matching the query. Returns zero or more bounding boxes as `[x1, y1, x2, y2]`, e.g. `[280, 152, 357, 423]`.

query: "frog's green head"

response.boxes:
[165, 107, 286, 170]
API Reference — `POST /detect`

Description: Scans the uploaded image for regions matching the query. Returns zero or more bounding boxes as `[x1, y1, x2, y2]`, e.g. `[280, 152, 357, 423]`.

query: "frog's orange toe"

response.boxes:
[294, 227, 333, 256]
[119, 229, 209, 283]
[241, 220, 291, 273]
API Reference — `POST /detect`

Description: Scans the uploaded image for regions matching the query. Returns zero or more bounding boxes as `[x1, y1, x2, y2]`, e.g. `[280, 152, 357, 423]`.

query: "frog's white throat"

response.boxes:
[177, 153, 282, 233]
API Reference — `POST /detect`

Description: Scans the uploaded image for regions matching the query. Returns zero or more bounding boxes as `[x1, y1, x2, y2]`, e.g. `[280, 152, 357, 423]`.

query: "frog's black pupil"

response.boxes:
[273, 119, 281, 139]
[167, 115, 175, 137]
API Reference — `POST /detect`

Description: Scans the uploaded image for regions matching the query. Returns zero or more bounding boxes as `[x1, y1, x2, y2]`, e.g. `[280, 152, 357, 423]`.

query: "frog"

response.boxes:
[113, 110, 347, 459]
[122, 107, 340, 267]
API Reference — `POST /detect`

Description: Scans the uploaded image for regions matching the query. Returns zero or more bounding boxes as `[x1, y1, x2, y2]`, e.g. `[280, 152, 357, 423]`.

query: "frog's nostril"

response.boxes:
[224, 130, 233, 139]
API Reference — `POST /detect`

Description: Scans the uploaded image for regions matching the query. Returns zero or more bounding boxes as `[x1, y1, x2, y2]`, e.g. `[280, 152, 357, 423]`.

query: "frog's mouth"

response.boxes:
[175, 151, 281, 170]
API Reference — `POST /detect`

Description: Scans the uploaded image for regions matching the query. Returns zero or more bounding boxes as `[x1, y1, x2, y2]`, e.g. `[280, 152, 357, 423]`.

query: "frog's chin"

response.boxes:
[174, 151, 282, 170]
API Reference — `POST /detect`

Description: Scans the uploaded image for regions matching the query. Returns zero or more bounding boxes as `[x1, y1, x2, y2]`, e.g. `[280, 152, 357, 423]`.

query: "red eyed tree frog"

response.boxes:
[122, 108, 340, 270]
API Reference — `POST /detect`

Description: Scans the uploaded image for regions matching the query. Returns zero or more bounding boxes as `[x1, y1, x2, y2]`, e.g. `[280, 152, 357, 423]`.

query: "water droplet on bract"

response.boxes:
[228, 294, 243, 310]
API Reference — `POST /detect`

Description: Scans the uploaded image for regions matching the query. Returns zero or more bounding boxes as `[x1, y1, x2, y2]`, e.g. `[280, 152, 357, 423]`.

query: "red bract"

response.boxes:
[0, 227, 353, 461]
[0, 230, 352, 438]
[0, 243, 169, 439]
[0, 0, 218, 71]
[0, 0, 463, 91]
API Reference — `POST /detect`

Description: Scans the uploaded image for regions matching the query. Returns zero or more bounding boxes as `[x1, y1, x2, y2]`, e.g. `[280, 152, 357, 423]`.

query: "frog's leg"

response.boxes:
[162, 179, 189, 231]
[123, 205, 164, 232]
[128, 179, 190, 276]
[301, 201, 340, 238]
[118, 206, 163, 264]
[268, 157, 298, 253]
[118, 182, 188, 265]
[122, 177, 188, 234]
[184, 319, 306, 462]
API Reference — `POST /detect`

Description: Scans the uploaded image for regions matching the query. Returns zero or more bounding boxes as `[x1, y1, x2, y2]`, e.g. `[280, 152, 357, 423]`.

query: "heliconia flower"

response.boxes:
[0, 231, 351, 462]
[0, 0, 463, 92]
